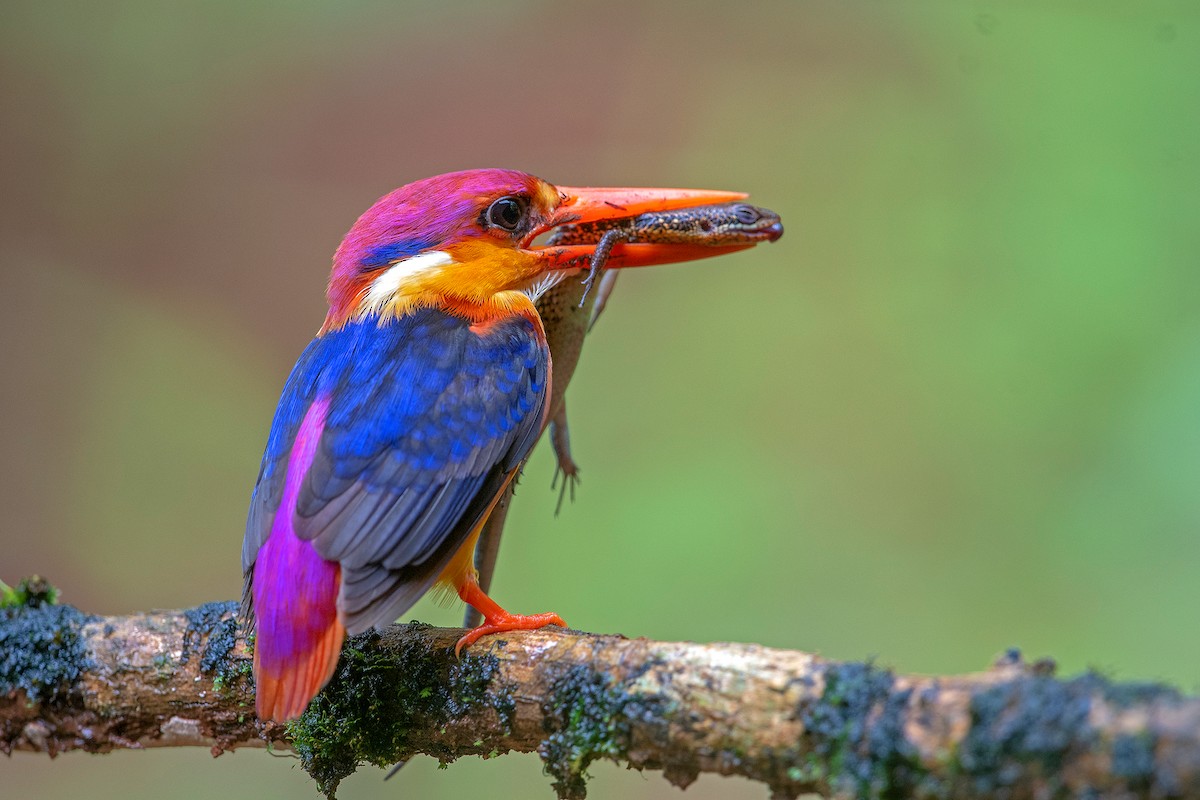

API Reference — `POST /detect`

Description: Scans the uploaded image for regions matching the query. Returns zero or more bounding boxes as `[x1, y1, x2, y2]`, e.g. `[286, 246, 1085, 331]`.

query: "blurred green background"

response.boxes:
[2, 1, 1198, 798]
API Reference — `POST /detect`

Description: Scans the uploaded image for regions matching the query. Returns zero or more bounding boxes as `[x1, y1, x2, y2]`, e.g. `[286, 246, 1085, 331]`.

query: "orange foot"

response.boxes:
[455, 578, 565, 657]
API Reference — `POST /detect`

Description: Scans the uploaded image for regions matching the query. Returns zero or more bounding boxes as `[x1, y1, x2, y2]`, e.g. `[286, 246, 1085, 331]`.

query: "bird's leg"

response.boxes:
[578, 227, 626, 309]
[463, 485, 515, 629]
[548, 402, 580, 516]
[455, 577, 566, 656]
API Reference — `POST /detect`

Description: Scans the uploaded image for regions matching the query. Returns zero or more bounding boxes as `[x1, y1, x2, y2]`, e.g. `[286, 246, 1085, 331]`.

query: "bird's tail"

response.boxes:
[251, 528, 344, 721]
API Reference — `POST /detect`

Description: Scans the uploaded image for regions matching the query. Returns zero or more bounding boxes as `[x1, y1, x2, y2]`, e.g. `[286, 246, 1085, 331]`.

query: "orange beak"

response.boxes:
[549, 185, 747, 226]
[531, 185, 753, 271]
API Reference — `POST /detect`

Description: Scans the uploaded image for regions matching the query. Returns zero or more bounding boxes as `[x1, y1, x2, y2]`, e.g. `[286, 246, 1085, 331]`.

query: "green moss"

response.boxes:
[538, 663, 669, 800]
[0, 577, 93, 703]
[957, 670, 1179, 793]
[958, 674, 1098, 795]
[797, 661, 923, 800]
[178, 600, 255, 697]
[795, 660, 1192, 799]
[181, 601, 238, 671]
[0, 575, 61, 609]
[150, 652, 174, 681]
[446, 649, 515, 724]
[212, 658, 253, 695]
[1091, 672, 1182, 709]
[286, 627, 512, 798]
[1110, 732, 1157, 790]
[957, 670, 1183, 797]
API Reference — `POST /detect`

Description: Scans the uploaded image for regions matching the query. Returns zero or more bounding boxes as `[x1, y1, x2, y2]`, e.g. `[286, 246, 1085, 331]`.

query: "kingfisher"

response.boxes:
[241, 169, 749, 721]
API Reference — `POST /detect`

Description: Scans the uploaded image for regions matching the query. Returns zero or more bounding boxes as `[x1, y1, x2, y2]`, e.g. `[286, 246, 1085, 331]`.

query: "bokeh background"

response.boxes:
[2, 1, 1198, 798]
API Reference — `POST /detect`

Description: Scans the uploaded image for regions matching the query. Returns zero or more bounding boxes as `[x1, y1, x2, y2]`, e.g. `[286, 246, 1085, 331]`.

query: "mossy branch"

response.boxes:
[2, 586, 1198, 799]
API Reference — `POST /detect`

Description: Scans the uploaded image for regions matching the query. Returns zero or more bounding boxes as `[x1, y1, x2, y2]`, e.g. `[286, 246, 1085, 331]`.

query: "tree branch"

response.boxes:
[2, 586, 1197, 799]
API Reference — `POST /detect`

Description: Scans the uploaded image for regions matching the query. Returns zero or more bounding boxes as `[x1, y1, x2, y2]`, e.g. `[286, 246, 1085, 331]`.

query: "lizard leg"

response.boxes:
[578, 227, 625, 308]
[587, 270, 621, 331]
[549, 401, 580, 516]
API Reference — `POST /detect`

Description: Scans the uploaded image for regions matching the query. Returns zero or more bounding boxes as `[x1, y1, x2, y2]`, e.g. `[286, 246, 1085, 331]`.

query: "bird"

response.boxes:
[241, 168, 749, 721]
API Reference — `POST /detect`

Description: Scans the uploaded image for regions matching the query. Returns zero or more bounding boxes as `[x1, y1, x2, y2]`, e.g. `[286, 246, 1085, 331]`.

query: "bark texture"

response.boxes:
[2, 588, 1197, 799]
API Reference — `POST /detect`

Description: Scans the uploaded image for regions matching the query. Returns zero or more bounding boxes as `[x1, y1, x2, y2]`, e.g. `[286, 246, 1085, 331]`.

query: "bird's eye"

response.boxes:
[486, 196, 527, 231]
[734, 204, 762, 225]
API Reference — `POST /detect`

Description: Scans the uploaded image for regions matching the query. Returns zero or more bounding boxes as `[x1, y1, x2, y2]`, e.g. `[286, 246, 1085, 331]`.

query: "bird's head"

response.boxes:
[323, 168, 746, 329]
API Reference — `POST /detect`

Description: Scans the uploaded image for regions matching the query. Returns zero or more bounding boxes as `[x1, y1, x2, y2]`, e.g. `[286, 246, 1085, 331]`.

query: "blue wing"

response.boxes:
[243, 308, 548, 633]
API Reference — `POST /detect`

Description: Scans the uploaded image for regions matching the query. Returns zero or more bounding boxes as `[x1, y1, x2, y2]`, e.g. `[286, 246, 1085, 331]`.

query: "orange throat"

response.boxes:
[323, 242, 555, 332]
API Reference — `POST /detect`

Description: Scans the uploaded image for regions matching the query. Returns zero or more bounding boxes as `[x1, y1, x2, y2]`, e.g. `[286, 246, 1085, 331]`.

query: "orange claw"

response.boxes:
[455, 577, 566, 657]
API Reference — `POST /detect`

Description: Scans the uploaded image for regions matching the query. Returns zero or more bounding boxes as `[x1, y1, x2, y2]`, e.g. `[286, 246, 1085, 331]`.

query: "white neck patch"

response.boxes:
[361, 250, 454, 313]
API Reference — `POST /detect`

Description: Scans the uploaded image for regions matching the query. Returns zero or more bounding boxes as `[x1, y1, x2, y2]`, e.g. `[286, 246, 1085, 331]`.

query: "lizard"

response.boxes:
[464, 201, 784, 626]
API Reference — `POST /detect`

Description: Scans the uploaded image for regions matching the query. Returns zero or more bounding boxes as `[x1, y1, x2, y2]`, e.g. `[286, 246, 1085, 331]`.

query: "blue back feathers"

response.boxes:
[261, 309, 544, 482]
[244, 306, 549, 632]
